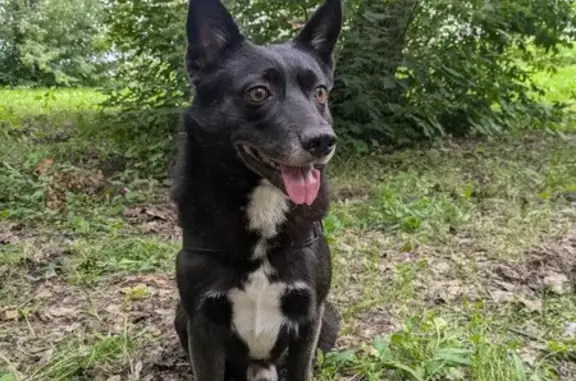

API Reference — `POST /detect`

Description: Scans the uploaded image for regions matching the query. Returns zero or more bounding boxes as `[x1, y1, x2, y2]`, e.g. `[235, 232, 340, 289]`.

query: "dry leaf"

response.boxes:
[133, 360, 143, 379]
[491, 290, 515, 303]
[2, 309, 19, 321]
[122, 284, 150, 300]
[105, 304, 122, 314]
[35, 289, 53, 299]
[562, 322, 576, 337]
[48, 306, 78, 317]
[542, 272, 569, 295]
[517, 296, 542, 312]
[36, 158, 54, 176]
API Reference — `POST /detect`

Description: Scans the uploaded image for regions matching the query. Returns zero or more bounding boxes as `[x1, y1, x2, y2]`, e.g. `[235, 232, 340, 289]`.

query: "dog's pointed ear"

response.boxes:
[186, 0, 244, 76]
[293, 0, 343, 68]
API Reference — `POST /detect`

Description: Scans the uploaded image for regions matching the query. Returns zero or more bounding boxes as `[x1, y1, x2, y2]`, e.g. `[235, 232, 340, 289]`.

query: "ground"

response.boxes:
[1, 57, 576, 381]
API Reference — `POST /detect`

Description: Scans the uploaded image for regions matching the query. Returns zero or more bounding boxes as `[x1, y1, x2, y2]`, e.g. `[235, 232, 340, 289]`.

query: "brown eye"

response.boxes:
[245, 86, 271, 104]
[315, 86, 328, 104]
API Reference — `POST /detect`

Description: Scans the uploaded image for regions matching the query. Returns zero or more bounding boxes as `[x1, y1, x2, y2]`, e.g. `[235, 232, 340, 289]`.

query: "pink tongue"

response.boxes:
[280, 165, 321, 205]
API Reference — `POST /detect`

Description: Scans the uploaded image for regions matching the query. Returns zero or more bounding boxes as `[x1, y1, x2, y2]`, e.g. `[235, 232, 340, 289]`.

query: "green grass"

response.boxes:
[1, 58, 576, 380]
[533, 64, 576, 108]
[531, 45, 576, 110]
[67, 236, 179, 284]
[0, 87, 107, 118]
[1, 332, 136, 381]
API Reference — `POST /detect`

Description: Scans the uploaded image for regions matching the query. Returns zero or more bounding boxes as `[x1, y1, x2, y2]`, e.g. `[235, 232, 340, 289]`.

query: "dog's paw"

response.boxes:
[247, 363, 278, 381]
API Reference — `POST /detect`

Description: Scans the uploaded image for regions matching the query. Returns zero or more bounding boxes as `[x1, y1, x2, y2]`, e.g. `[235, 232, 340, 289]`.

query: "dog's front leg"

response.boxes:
[285, 304, 324, 381]
[187, 319, 226, 381]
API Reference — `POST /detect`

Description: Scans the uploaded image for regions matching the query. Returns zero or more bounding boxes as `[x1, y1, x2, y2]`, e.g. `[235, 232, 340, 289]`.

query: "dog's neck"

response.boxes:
[173, 119, 330, 259]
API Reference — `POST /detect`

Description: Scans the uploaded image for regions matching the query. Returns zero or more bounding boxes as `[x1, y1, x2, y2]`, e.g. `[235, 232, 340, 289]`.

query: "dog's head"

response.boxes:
[186, 0, 342, 205]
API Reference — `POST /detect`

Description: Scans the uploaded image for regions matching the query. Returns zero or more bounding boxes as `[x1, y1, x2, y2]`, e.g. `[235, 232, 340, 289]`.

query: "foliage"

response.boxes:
[102, 0, 188, 112]
[0, 0, 111, 87]
[318, 313, 560, 381]
[100, 0, 320, 127]
[331, 0, 576, 145]
[100, 0, 576, 146]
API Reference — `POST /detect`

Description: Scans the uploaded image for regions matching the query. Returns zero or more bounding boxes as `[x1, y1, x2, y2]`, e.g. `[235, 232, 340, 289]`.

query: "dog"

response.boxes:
[172, 0, 343, 380]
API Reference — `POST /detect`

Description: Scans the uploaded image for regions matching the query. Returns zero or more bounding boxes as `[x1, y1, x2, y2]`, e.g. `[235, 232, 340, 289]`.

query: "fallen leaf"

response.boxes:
[48, 306, 78, 318]
[63, 322, 82, 333]
[122, 284, 150, 300]
[105, 304, 122, 314]
[562, 322, 576, 337]
[491, 290, 515, 303]
[133, 360, 143, 379]
[144, 207, 168, 221]
[36, 158, 54, 176]
[491, 290, 542, 311]
[493, 279, 516, 291]
[517, 296, 542, 312]
[35, 289, 53, 299]
[542, 272, 569, 295]
[2, 309, 19, 321]
[518, 348, 538, 367]
[39, 348, 55, 363]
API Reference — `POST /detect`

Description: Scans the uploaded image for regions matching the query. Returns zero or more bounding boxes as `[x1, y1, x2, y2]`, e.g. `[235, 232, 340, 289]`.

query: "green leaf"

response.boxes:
[326, 350, 357, 365]
[382, 361, 425, 381]
[434, 347, 473, 366]
[509, 350, 527, 381]
[373, 336, 392, 360]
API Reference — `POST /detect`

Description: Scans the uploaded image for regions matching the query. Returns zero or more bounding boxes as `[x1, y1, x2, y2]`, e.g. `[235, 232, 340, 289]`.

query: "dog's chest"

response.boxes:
[228, 181, 292, 359]
[228, 263, 288, 359]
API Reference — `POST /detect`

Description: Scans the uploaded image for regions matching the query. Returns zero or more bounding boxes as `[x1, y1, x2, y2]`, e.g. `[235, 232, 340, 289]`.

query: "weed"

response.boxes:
[28, 332, 134, 381]
[67, 236, 178, 284]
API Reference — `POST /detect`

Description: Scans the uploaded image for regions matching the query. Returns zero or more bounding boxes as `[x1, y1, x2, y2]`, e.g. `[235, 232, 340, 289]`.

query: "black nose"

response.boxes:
[301, 133, 336, 158]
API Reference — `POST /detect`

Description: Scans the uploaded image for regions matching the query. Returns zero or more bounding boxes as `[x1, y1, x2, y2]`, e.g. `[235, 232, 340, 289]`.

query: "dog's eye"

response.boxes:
[245, 86, 271, 104]
[315, 86, 329, 104]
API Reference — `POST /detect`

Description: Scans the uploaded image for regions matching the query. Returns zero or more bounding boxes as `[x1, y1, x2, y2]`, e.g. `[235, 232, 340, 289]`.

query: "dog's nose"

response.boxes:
[301, 133, 336, 158]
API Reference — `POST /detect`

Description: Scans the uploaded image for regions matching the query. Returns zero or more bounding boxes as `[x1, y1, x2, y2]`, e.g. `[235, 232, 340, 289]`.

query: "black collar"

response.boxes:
[182, 221, 324, 255]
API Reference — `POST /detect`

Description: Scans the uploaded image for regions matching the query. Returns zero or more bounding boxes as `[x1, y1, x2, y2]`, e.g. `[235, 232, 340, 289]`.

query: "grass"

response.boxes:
[531, 46, 576, 110]
[0, 88, 107, 115]
[1, 58, 576, 380]
[23, 333, 135, 381]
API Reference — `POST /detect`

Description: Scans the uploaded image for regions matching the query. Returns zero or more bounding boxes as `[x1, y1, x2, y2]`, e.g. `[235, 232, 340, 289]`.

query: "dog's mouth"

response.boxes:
[235, 143, 324, 206]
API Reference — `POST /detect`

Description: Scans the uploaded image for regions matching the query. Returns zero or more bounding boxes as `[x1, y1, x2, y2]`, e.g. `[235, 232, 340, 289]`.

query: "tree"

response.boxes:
[0, 0, 110, 86]
[331, 0, 576, 145]
[100, 0, 576, 145]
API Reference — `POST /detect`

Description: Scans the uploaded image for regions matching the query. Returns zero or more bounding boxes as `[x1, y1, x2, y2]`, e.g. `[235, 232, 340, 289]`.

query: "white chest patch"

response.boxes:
[246, 180, 289, 239]
[229, 264, 287, 359]
[228, 180, 291, 359]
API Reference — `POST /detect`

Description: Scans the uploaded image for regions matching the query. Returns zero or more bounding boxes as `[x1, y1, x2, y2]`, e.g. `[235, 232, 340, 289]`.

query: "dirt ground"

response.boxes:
[1, 134, 575, 380]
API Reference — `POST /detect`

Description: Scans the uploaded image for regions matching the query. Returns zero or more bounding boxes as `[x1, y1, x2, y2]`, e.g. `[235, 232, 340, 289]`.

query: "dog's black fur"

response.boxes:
[172, 1, 343, 380]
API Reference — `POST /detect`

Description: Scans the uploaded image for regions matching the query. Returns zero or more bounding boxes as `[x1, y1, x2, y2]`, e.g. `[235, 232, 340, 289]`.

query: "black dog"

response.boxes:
[172, 0, 343, 380]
